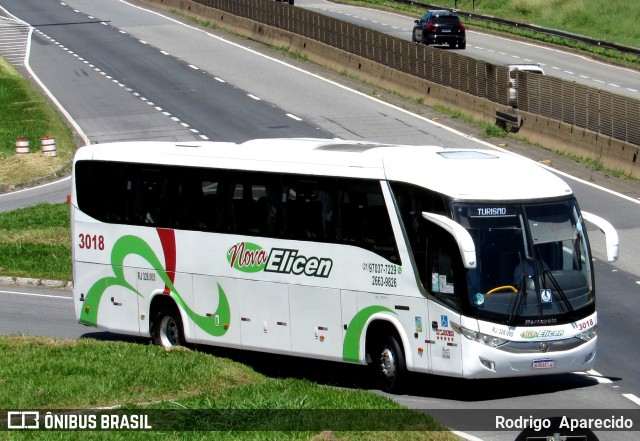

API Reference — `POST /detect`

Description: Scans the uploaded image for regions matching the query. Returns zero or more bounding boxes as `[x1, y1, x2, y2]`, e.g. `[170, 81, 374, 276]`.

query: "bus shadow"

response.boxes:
[80, 331, 150, 345]
[197, 345, 374, 390]
[198, 347, 607, 402]
[79, 331, 607, 401]
[402, 371, 602, 401]
[189, 344, 607, 402]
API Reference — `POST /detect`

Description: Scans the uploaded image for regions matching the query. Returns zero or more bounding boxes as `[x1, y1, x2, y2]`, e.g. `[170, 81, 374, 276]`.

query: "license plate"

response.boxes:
[533, 359, 555, 369]
[441, 29, 451, 33]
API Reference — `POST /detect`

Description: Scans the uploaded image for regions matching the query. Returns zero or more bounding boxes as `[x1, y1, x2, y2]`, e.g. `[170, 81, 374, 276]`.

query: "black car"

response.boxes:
[412, 10, 466, 49]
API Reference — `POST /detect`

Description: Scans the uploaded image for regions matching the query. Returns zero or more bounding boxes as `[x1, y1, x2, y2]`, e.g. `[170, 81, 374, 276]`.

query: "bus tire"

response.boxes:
[373, 335, 406, 393]
[152, 306, 185, 348]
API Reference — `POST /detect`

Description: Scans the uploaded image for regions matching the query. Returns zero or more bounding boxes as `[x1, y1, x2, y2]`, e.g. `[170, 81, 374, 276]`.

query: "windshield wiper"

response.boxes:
[542, 269, 574, 313]
[530, 245, 574, 314]
[507, 254, 528, 323]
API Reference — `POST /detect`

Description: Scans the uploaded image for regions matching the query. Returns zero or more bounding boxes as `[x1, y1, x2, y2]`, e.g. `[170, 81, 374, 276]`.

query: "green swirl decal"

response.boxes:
[80, 235, 150, 326]
[170, 283, 230, 337]
[80, 235, 230, 338]
[342, 305, 395, 362]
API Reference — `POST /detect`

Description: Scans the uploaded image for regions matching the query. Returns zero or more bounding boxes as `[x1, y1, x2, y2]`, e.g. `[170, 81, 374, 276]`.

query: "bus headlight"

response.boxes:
[576, 325, 597, 342]
[460, 326, 508, 348]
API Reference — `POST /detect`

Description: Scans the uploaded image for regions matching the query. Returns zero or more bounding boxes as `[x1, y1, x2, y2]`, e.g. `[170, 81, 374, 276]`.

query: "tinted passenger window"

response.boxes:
[75, 161, 400, 262]
[390, 181, 448, 289]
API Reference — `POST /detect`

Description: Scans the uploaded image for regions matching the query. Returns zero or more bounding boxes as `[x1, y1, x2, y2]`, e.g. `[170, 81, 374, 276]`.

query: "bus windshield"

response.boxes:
[453, 199, 593, 326]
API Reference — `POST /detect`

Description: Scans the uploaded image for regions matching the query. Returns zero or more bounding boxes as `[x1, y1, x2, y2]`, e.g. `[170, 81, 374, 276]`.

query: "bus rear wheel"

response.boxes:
[152, 307, 185, 348]
[373, 335, 406, 393]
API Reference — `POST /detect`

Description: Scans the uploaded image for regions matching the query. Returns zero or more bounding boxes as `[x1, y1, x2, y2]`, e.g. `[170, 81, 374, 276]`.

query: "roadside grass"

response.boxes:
[0, 335, 459, 440]
[0, 203, 71, 281]
[432, 104, 509, 138]
[462, 0, 639, 49]
[0, 336, 262, 409]
[556, 150, 629, 180]
[341, 0, 639, 66]
[0, 58, 75, 187]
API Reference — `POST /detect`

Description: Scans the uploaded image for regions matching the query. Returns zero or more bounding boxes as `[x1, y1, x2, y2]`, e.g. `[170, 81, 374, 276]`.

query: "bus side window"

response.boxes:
[338, 178, 400, 263]
[198, 179, 218, 230]
[229, 181, 246, 234]
[172, 174, 206, 230]
[222, 171, 282, 237]
[390, 181, 447, 288]
[295, 181, 324, 239]
[76, 161, 127, 223]
[428, 229, 463, 310]
[130, 168, 165, 226]
[282, 176, 333, 241]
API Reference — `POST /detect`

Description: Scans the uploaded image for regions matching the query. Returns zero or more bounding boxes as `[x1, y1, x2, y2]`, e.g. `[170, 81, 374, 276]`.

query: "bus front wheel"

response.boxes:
[152, 307, 185, 348]
[373, 335, 406, 393]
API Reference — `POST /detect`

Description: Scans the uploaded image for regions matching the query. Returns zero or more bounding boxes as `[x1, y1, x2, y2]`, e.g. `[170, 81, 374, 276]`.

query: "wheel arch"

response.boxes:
[363, 314, 414, 370]
[148, 291, 193, 343]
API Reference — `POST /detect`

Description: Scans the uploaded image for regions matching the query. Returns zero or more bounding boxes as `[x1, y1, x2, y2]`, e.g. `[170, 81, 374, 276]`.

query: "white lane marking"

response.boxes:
[579, 369, 613, 384]
[0, 175, 70, 199]
[623, 394, 640, 406]
[0, 290, 71, 300]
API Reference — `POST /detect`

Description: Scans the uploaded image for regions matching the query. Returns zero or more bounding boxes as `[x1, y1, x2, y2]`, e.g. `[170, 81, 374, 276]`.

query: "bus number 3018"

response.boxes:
[78, 233, 105, 250]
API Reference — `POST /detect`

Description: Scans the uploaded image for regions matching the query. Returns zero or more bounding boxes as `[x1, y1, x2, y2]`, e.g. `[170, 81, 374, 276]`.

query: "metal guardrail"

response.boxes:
[193, 0, 639, 147]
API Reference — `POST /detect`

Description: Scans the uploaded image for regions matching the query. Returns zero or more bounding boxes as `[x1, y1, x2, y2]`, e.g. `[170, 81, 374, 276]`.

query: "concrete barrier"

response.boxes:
[139, 0, 640, 179]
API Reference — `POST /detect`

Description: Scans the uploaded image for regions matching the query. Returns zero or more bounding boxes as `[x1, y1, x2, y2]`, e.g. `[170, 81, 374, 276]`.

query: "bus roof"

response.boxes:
[74, 138, 573, 200]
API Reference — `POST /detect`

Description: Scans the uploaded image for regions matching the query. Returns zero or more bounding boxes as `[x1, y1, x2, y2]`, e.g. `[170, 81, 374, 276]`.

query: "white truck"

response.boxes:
[509, 63, 545, 107]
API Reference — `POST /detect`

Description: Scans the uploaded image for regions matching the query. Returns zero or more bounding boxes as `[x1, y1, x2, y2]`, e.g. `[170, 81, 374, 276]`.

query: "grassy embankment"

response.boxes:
[0, 335, 460, 440]
[0, 202, 70, 281]
[350, 0, 640, 65]
[0, 57, 73, 282]
[0, 58, 74, 186]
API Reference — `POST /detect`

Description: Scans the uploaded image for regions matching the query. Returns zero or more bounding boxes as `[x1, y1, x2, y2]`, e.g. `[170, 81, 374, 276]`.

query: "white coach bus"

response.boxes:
[71, 138, 619, 392]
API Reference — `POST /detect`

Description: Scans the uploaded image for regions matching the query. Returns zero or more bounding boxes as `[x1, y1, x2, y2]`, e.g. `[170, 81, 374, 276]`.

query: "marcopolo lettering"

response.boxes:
[265, 248, 333, 278]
